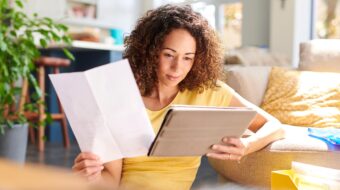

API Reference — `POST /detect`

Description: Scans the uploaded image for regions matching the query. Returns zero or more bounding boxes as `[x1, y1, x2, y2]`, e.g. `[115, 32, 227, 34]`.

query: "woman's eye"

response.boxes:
[164, 53, 173, 58]
[184, 57, 193, 61]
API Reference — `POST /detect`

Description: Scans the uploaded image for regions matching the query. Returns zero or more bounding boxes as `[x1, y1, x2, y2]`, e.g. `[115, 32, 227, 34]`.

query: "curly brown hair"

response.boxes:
[123, 4, 223, 96]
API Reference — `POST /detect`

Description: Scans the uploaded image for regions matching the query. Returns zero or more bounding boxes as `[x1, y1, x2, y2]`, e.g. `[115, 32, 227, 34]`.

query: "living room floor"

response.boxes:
[26, 142, 266, 190]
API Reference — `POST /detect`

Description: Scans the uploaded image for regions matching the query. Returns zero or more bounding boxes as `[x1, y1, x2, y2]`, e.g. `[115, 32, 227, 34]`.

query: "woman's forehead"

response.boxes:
[162, 29, 196, 53]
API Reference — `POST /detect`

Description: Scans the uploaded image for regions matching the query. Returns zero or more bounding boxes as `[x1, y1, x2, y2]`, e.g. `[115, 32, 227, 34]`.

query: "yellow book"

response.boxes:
[272, 162, 340, 190]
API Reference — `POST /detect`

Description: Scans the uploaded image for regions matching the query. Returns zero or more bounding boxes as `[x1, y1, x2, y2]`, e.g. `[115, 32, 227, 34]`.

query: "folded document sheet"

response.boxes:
[49, 59, 155, 163]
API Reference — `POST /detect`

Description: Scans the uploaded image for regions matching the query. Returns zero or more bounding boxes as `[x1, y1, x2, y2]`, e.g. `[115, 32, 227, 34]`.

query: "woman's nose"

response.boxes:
[170, 57, 180, 71]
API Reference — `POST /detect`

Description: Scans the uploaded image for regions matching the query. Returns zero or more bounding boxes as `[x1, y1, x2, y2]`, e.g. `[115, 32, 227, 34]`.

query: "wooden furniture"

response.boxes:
[21, 57, 71, 152]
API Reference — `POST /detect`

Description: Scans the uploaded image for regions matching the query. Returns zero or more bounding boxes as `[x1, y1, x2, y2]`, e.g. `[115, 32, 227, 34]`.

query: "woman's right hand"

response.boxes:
[72, 152, 104, 182]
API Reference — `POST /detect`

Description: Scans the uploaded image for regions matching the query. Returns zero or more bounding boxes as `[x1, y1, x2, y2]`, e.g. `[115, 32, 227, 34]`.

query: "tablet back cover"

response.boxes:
[148, 106, 256, 156]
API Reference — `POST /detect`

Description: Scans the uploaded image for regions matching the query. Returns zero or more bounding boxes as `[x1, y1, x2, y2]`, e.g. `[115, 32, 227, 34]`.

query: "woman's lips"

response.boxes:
[166, 74, 180, 81]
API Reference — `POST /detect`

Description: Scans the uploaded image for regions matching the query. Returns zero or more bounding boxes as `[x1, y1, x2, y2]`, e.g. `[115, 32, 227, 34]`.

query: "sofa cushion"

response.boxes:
[261, 67, 340, 128]
[224, 66, 272, 106]
[224, 47, 291, 67]
[299, 39, 340, 73]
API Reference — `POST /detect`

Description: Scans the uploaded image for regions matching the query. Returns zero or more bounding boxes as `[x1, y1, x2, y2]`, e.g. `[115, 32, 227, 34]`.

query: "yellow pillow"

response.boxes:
[261, 67, 340, 128]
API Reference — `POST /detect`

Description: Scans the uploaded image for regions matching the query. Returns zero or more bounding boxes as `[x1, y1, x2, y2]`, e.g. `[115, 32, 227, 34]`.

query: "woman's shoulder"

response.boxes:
[206, 80, 235, 96]
[180, 80, 233, 99]
[216, 80, 234, 92]
[179, 80, 234, 106]
[182, 80, 234, 95]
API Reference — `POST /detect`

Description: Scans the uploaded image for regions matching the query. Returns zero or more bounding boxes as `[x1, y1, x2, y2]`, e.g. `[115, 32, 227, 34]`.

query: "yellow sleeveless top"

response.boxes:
[120, 81, 234, 190]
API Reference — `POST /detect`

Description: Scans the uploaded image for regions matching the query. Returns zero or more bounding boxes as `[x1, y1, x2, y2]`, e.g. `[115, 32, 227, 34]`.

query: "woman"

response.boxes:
[72, 4, 284, 190]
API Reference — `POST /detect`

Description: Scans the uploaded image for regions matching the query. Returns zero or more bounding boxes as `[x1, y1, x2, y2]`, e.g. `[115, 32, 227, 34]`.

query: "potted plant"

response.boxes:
[0, 0, 74, 163]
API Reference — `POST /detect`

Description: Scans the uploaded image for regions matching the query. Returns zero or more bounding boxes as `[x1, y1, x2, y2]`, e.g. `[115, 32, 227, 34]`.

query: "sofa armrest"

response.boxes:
[265, 125, 329, 152]
[208, 125, 340, 187]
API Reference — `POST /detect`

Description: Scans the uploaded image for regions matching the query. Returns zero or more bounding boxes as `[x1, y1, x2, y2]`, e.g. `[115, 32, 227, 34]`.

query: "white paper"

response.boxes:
[49, 59, 155, 163]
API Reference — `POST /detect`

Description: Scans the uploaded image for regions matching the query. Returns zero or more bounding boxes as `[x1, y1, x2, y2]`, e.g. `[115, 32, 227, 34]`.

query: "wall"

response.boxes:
[270, 0, 295, 60]
[97, 0, 142, 32]
[23, 0, 65, 19]
[270, 0, 312, 67]
[23, 0, 313, 66]
[242, 0, 270, 48]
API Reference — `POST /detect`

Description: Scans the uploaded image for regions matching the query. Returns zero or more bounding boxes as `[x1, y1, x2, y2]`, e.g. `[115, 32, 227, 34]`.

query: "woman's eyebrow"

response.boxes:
[163, 47, 195, 55]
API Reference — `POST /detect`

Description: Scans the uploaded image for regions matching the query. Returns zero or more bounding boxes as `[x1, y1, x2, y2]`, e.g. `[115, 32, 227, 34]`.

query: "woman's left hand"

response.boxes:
[206, 137, 250, 161]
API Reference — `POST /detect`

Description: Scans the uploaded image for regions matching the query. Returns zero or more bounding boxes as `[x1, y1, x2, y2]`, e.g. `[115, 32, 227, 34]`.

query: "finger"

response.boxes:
[211, 144, 245, 156]
[72, 160, 103, 171]
[78, 166, 104, 177]
[229, 154, 243, 161]
[222, 137, 244, 148]
[206, 153, 242, 161]
[75, 152, 100, 163]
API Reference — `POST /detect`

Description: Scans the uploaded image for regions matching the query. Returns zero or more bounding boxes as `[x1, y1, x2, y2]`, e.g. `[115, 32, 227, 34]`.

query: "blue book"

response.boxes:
[308, 128, 340, 150]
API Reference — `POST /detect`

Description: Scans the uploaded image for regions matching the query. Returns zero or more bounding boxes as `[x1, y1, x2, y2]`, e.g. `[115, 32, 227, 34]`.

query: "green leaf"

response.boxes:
[0, 126, 4, 135]
[13, 86, 21, 94]
[51, 32, 61, 41]
[63, 49, 75, 61]
[58, 24, 68, 32]
[28, 73, 42, 98]
[39, 38, 47, 48]
[0, 42, 7, 51]
[62, 36, 72, 44]
[18, 114, 27, 123]
[45, 113, 53, 125]
[45, 17, 53, 23]
[5, 120, 14, 128]
[10, 31, 16, 37]
[1, 63, 9, 77]
[15, 0, 24, 8]
[24, 103, 35, 112]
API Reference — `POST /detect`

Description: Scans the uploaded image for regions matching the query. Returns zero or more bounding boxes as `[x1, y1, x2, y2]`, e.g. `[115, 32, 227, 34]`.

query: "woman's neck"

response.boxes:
[143, 84, 179, 111]
[150, 84, 179, 104]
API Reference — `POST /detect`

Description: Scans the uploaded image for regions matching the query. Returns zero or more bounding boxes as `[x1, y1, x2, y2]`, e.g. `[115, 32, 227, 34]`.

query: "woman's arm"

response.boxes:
[229, 92, 285, 155]
[72, 152, 122, 188]
[101, 159, 123, 188]
[207, 91, 285, 161]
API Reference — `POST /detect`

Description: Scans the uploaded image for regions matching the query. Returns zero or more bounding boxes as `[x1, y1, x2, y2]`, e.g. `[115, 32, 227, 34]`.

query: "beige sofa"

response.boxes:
[209, 39, 340, 188]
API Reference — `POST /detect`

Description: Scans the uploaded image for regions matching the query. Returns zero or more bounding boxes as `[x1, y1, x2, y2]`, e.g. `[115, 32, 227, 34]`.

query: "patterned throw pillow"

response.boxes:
[261, 67, 340, 128]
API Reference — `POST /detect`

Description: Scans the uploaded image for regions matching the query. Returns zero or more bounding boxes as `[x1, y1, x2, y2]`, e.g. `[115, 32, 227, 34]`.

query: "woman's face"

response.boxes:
[157, 28, 196, 88]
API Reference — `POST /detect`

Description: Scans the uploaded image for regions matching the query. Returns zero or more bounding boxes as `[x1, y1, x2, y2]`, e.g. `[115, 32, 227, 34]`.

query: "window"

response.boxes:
[190, 2, 243, 50]
[153, 0, 243, 49]
[315, 0, 340, 39]
[191, 2, 216, 29]
[222, 3, 242, 49]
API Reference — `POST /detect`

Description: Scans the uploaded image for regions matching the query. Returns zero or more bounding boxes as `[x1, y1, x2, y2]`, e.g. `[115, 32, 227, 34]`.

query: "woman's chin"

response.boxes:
[160, 80, 181, 87]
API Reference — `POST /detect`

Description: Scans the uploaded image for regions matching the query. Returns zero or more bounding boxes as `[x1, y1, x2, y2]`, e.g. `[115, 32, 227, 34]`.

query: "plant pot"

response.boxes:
[0, 124, 28, 164]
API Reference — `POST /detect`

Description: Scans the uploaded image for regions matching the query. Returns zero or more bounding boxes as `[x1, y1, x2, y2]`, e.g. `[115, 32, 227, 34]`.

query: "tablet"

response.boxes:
[148, 105, 257, 156]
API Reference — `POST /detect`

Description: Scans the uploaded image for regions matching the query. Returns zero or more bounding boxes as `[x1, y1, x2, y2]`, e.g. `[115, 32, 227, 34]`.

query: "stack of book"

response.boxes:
[291, 162, 340, 190]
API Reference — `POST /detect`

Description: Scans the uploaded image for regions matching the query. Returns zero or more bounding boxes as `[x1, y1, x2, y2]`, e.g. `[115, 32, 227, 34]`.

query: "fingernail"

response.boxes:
[212, 145, 217, 149]
[101, 166, 104, 170]
[223, 138, 228, 142]
[206, 153, 211, 157]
